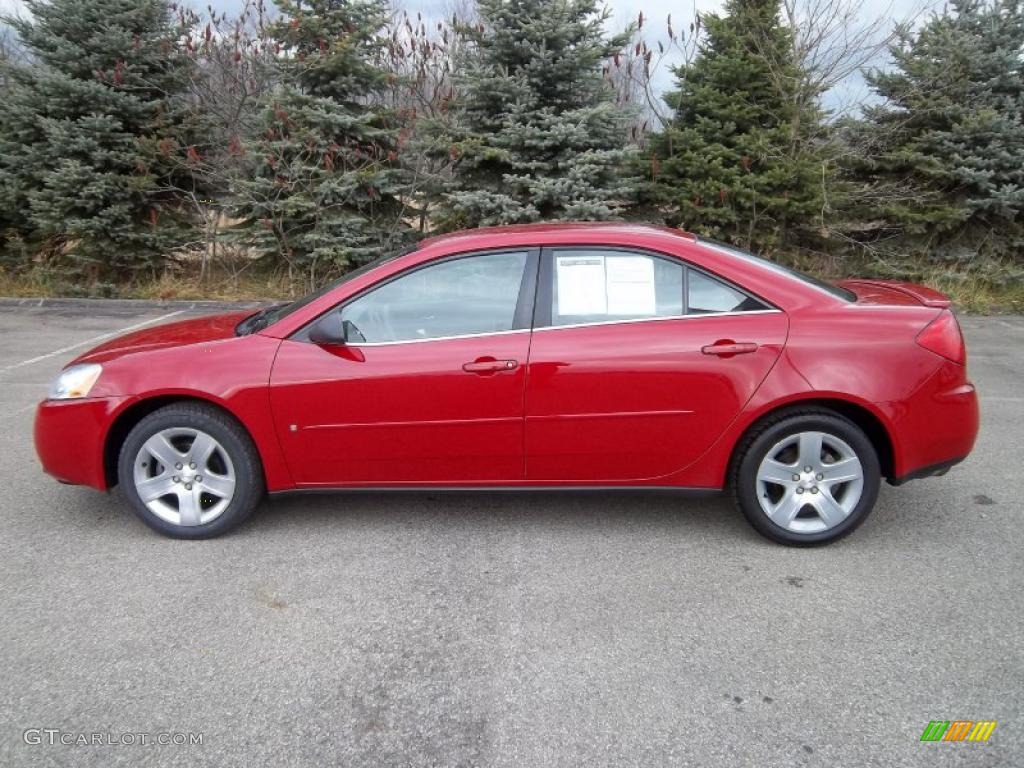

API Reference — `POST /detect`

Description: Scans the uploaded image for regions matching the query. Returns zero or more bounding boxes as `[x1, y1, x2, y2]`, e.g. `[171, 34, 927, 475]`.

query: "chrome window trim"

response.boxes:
[532, 308, 784, 334]
[330, 310, 784, 347]
[344, 327, 532, 348]
[342, 308, 783, 347]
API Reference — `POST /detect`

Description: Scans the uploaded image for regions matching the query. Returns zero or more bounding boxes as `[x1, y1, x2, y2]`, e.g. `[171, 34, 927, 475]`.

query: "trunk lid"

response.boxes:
[837, 279, 952, 308]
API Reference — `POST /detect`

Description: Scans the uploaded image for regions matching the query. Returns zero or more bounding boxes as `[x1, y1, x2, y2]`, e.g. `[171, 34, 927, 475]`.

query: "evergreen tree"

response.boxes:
[854, 0, 1024, 257]
[0, 26, 22, 263]
[230, 0, 410, 284]
[651, 0, 829, 252]
[435, 0, 640, 229]
[0, 0, 196, 277]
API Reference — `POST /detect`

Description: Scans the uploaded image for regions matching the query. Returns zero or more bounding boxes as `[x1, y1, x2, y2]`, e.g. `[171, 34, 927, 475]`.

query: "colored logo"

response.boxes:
[920, 721, 997, 742]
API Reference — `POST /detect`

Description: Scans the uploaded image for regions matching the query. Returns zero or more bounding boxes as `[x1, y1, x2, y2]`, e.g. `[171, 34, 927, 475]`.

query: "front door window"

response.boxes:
[339, 251, 529, 343]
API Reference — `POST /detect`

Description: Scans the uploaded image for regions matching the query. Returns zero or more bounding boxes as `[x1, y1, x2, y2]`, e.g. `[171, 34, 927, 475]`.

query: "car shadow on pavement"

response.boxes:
[249, 489, 756, 542]
[47, 480, 954, 550]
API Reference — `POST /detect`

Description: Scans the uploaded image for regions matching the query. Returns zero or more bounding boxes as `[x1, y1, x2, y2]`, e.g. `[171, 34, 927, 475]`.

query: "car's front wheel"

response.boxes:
[732, 409, 881, 546]
[117, 403, 264, 539]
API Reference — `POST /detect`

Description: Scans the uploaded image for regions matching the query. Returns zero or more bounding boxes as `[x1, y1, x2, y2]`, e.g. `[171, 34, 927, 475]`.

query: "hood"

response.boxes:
[72, 310, 255, 365]
[837, 279, 952, 308]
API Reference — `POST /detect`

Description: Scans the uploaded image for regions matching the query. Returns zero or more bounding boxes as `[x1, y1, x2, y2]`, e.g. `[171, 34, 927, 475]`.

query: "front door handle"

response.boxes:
[462, 357, 519, 374]
[701, 340, 758, 358]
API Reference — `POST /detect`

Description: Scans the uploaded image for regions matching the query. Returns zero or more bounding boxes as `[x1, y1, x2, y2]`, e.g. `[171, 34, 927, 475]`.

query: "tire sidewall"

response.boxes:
[736, 413, 881, 546]
[117, 406, 262, 539]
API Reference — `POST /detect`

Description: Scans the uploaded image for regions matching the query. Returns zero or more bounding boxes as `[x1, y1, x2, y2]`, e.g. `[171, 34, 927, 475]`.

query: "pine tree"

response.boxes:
[854, 0, 1024, 258]
[651, 0, 829, 252]
[435, 0, 640, 229]
[0, 25, 14, 85]
[229, 0, 410, 284]
[0, 26, 22, 263]
[0, 0, 196, 277]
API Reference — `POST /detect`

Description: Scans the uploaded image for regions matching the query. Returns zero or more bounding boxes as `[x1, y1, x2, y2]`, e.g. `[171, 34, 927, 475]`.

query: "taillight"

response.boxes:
[916, 310, 965, 364]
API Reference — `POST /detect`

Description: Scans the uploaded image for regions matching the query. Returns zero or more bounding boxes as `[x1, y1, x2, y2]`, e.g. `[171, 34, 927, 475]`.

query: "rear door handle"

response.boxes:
[462, 358, 518, 374]
[701, 340, 758, 358]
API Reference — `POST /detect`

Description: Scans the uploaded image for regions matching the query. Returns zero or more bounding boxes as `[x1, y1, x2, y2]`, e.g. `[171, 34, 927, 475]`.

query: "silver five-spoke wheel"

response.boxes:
[755, 430, 864, 534]
[132, 427, 236, 527]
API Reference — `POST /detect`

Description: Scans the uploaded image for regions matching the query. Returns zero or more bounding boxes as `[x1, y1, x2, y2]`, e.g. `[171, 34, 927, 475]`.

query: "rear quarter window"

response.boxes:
[700, 239, 856, 302]
[687, 270, 768, 314]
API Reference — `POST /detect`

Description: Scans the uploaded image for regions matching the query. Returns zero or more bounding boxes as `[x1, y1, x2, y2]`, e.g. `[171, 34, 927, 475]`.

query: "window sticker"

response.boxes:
[555, 254, 658, 317]
[605, 256, 656, 315]
[556, 256, 607, 315]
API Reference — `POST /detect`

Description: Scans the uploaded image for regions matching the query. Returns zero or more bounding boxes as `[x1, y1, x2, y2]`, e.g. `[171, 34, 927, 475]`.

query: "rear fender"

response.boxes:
[657, 350, 894, 487]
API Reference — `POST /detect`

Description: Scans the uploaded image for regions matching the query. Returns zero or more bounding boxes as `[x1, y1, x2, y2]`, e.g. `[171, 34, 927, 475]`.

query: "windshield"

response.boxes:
[236, 244, 418, 335]
[699, 239, 856, 302]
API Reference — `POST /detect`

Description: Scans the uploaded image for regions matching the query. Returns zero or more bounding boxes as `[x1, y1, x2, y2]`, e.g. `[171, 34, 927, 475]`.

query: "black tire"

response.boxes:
[117, 402, 264, 539]
[731, 408, 880, 546]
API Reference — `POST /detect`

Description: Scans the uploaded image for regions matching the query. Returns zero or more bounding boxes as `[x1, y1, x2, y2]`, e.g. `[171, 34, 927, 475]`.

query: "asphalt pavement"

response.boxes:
[0, 301, 1020, 767]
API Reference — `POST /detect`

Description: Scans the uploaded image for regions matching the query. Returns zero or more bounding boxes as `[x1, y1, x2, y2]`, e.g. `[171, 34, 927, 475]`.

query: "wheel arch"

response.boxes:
[103, 394, 262, 489]
[728, 397, 896, 482]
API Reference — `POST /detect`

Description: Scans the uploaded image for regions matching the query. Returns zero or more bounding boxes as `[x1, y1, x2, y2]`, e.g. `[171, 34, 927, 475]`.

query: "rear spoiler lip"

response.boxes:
[838, 279, 952, 308]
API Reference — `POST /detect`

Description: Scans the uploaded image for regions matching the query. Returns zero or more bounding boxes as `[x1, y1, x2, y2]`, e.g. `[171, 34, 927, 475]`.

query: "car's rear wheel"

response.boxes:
[117, 403, 264, 539]
[732, 409, 880, 546]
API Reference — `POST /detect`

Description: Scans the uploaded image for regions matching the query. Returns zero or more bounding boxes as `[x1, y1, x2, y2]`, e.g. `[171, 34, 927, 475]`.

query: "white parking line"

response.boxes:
[0, 402, 37, 420]
[0, 310, 185, 373]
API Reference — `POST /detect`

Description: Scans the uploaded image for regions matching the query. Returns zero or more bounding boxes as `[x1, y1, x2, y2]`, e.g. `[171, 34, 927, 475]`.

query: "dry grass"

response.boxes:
[0, 268, 59, 298]
[926, 274, 1024, 314]
[129, 270, 299, 303]
[0, 263, 300, 303]
[2, 258, 1022, 313]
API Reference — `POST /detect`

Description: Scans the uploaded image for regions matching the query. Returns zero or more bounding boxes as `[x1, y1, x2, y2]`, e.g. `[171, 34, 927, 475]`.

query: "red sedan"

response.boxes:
[34, 223, 979, 544]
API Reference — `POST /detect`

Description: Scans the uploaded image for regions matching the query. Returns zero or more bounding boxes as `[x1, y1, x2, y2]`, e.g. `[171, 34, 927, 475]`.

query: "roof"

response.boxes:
[417, 221, 697, 250]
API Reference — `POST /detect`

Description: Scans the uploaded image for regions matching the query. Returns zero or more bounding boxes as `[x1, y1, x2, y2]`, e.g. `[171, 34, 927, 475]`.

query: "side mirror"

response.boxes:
[307, 313, 346, 346]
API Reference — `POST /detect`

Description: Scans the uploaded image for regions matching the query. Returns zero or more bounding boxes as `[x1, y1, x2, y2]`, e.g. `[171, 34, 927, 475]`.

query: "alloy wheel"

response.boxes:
[755, 430, 864, 534]
[132, 427, 236, 527]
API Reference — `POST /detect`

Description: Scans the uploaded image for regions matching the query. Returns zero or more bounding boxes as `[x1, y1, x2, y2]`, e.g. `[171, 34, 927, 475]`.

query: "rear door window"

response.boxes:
[544, 248, 768, 327]
[551, 249, 684, 325]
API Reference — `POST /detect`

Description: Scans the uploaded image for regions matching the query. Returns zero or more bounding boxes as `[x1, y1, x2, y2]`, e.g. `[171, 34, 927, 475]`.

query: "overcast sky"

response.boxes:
[2, 0, 929, 111]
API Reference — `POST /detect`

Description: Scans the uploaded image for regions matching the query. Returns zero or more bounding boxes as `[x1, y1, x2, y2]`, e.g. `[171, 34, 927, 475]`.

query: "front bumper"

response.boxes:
[34, 396, 130, 490]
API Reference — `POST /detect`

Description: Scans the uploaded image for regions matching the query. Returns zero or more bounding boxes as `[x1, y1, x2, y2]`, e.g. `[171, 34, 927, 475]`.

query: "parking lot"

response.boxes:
[0, 300, 1020, 767]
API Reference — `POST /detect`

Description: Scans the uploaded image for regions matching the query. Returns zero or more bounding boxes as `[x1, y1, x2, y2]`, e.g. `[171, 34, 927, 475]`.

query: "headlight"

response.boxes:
[48, 363, 103, 400]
